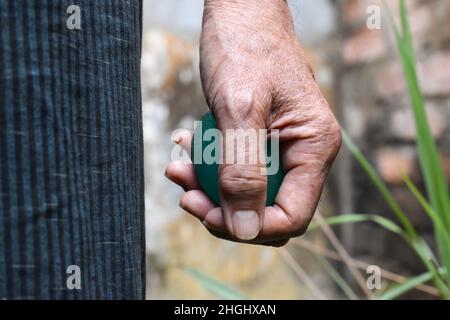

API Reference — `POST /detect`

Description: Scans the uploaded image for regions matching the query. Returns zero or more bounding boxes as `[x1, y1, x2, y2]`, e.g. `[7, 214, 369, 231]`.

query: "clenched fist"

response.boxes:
[165, 0, 341, 246]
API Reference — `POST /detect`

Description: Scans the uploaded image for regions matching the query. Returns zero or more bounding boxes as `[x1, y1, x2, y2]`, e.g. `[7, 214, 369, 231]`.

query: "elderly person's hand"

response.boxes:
[165, 0, 341, 246]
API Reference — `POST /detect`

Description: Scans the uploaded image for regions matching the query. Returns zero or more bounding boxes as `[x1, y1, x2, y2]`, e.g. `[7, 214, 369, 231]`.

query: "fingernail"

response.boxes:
[232, 210, 260, 240]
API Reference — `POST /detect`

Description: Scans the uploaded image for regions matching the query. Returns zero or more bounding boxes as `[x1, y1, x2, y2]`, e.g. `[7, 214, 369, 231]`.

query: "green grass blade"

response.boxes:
[404, 176, 450, 238]
[378, 271, 434, 300]
[395, 0, 450, 231]
[399, 0, 413, 48]
[184, 267, 249, 300]
[342, 131, 416, 237]
[390, 1, 450, 293]
[404, 176, 450, 287]
[409, 238, 449, 298]
[343, 131, 448, 297]
[315, 255, 359, 300]
[310, 213, 403, 236]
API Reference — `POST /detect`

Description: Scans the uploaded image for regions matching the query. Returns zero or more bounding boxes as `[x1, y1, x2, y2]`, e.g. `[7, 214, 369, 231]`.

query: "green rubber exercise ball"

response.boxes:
[191, 111, 285, 206]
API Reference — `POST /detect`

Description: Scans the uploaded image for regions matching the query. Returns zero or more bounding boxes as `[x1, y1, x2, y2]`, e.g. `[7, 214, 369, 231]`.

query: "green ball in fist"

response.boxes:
[191, 112, 285, 206]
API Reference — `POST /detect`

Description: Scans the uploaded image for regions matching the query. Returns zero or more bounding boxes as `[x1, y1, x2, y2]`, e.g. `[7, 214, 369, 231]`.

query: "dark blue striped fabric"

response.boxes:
[0, 0, 145, 299]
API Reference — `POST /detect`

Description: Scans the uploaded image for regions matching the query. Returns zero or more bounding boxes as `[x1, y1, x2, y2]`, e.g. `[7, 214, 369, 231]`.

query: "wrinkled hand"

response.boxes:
[165, 0, 341, 246]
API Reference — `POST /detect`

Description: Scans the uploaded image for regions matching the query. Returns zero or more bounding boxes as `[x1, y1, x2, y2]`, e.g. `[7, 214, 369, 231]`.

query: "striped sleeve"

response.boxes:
[0, 0, 145, 300]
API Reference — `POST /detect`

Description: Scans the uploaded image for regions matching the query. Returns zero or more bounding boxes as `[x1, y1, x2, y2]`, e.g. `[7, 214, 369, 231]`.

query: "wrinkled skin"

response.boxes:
[165, 0, 341, 246]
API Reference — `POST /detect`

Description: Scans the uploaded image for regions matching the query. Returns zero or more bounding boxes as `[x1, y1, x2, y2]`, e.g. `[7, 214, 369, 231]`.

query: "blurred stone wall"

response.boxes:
[334, 0, 450, 297]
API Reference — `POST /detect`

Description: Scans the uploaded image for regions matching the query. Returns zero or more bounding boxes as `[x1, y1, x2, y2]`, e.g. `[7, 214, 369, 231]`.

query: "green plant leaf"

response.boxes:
[399, 0, 413, 48]
[312, 213, 403, 236]
[378, 271, 434, 300]
[404, 175, 450, 289]
[342, 131, 416, 237]
[313, 213, 404, 235]
[343, 131, 448, 297]
[396, 1, 450, 230]
[184, 267, 249, 300]
[392, 0, 450, 291]
[404, 176, 450, 240]
[409, 237, 449, 297]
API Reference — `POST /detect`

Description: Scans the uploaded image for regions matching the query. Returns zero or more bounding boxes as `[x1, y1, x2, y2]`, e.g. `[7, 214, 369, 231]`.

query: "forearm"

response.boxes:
[200, 0, 309, 106]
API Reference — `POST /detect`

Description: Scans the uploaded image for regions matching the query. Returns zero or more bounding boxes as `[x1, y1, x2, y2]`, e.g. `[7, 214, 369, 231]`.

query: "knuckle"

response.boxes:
[213, 86, 256, 114]
[307, 104, 342, 160]
[213, 86, 268, 125]
[306, 63, 316, 80]
[324, 113, 342, 159]
[227, 89, 256, 111]
[220, 166, 267, 198]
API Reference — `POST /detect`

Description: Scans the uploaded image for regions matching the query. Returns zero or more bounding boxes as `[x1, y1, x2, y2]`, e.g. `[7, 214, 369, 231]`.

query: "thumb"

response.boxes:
[214, 94, 269, 240]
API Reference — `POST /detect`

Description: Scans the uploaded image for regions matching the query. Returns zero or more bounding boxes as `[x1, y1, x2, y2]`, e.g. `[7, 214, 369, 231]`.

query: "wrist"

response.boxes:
[203, 0, 294, 36]
[204, 0, 289, 15]
[204, 0, 287, 6]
